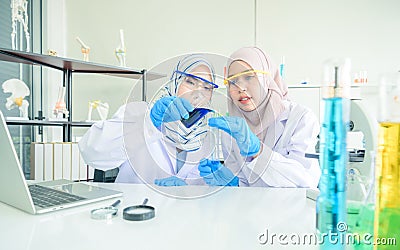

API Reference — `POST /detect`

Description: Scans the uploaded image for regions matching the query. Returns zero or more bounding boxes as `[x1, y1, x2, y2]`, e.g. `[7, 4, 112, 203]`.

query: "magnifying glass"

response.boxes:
[123, 198, 155, 221]
[90, 200, 121, 220]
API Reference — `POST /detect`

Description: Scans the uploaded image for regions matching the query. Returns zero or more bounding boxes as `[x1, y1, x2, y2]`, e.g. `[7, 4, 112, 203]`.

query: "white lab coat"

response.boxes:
[78, 102, 213, 185]
[222, 100, 321, 188]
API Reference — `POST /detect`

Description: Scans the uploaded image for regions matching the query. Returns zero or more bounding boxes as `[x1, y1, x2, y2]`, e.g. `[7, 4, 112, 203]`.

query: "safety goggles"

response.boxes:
[175, 70, 218, 90]
[224, 70, 270, 86]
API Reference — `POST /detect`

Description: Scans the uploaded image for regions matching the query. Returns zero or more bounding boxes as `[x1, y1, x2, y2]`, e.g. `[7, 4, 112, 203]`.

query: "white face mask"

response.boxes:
[163, 116, 208, 151]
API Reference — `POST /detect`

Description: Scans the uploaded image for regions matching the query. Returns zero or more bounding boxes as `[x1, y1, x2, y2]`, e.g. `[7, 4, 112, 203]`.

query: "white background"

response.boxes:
[42, 0, 400, 135]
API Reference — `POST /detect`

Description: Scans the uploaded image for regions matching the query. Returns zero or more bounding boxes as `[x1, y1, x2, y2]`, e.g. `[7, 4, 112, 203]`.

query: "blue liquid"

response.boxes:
[317, 97, 348, 249]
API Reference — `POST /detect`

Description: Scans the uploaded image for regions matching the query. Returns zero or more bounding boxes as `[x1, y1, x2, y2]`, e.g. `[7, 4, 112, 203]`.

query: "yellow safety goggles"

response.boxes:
[224, 70, 270, 86]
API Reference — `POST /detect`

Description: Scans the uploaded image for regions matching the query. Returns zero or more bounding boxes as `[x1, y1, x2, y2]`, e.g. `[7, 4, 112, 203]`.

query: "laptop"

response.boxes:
[0, 111, 122, 214]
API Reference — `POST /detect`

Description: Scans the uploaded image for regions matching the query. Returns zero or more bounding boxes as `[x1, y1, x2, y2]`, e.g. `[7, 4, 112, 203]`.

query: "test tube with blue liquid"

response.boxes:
[317, 59, 351, 250]
[279, 56, 285, 79]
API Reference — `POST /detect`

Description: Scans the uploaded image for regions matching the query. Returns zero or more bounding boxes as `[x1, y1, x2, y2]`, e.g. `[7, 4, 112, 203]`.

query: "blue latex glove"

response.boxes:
[154, 176, 187, 186]
[198, 159, 239, 186]
[150, 96, 194, 128]
[208, 116, 260, 157]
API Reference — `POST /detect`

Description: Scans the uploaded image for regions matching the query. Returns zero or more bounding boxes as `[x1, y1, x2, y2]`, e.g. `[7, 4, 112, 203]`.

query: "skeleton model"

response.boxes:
[53, 86, 69, 119]
[2, 78, 30, 119]
[115, 29, 126, 67]
[11, 0, 30, 52]
[87, 100, 109, 121]
[76, 37, 90, 62]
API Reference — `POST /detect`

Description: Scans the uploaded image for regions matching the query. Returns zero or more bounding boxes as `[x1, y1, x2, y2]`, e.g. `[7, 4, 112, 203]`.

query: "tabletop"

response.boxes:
[0, 183, 318, 250]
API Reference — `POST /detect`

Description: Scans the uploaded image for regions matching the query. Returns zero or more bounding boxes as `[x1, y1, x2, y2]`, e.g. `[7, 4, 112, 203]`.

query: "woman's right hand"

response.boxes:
[198, 159, 239, 186]
[150, 96, 194, 128]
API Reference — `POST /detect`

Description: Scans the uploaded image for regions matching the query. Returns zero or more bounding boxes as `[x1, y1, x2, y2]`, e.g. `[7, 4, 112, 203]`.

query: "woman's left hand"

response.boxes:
[208, 116, 260, 157]
[154, 176, 187, 186]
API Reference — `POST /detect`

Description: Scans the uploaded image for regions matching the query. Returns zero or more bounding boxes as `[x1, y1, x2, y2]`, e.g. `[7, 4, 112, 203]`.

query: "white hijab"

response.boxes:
[162, 54, 216, 151]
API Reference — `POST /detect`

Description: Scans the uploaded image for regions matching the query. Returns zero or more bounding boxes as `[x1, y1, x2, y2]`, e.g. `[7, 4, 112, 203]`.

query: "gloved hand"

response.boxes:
[150, 96, 194, 128]
[198, 159, 239, 186]
[154, 176, 187, 186]
[208, 116, 260, 157]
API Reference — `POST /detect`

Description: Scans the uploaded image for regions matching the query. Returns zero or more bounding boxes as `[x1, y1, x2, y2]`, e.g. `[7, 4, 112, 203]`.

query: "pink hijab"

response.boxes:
[227, 47, 288, 140]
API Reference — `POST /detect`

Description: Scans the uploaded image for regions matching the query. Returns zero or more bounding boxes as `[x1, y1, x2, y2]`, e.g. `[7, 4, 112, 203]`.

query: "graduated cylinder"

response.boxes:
[374, 73, 400, 250]
[317, 59, 351, 250]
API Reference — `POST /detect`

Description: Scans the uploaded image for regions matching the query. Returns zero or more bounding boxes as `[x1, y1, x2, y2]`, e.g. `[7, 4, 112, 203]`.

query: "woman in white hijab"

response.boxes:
[198, 47, 320, 188]
[79, 54, 217, 186]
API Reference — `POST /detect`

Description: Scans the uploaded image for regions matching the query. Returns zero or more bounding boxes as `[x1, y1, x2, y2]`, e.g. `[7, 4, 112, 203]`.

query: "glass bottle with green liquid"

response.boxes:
[373, 73, 400, 250]
[317, 59, 351, 250]
[352, 151, 376, 250]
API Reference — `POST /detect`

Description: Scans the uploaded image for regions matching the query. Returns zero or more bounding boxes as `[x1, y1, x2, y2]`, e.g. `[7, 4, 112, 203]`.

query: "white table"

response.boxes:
[0, 184, 318, 250]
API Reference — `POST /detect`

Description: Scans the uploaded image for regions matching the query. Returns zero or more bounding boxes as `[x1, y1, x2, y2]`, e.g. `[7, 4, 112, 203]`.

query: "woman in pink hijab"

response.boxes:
[198, 47, 320, 188]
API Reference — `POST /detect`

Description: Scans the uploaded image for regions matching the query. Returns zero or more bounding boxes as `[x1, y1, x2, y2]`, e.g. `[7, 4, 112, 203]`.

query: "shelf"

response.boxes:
[0, 47, 165, 81]
[69, 122, 96, 127]
[6, 120, 64, 126]
[351, 83, 378, 88]
[6, 120, 94, 127]
[288, 84, 321, 88]
[1, 47, 163, 141]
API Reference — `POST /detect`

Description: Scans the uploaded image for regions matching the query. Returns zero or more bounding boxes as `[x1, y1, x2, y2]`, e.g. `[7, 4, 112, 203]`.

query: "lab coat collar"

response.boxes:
[263, 100, 291, 148]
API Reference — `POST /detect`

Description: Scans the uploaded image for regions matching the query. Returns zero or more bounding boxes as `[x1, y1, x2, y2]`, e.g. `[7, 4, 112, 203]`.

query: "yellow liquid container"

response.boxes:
[374, 122, 400, 249]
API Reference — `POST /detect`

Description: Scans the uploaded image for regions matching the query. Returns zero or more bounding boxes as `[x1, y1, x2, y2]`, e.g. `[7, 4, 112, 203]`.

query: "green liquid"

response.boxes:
[353, 204, 375, 250]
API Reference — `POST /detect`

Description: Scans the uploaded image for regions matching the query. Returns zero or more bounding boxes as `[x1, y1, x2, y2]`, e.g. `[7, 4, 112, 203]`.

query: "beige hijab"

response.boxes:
[227, 47, 288, 140]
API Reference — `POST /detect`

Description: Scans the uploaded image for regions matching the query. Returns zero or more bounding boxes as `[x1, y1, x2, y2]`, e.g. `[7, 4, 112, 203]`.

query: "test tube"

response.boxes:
[279, 56, 285, 79]
[209, 112, 219, 161]
[374, 73, 400, 248]
[317, 58, 351, 250]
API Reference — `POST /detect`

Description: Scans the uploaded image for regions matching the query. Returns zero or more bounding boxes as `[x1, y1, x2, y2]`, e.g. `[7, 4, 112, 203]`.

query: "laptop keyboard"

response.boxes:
[28, 184, 87, 208]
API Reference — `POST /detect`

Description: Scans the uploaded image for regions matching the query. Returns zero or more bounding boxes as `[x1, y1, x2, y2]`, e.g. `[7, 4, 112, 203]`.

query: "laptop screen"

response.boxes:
[0, 111, 36, 213]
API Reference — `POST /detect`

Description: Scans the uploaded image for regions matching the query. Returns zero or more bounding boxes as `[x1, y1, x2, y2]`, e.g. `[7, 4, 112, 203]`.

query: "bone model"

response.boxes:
[87, 100, 109, 121]
[76, 36, 90, 61]
[11, 0, 30, 52]
[2, 78, 30, 119]
[115, 29, 126, 67]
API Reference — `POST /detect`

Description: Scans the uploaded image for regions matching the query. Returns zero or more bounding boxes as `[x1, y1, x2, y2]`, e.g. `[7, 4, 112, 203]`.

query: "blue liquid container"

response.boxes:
[279, 56, 285, 79]
[317, 97, 348, 249]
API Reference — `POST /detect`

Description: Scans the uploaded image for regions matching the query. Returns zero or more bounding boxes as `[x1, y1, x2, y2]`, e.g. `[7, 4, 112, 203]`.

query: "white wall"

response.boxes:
[257, 0, 400, 86]
[63, 0, 254, 122]
[41, 0, 67, 141]
[44, 0, 400, 126]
